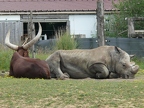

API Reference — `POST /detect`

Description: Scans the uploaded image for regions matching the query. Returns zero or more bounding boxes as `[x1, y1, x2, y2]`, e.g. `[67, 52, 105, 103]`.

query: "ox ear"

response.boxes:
[115, 46, 121, 54]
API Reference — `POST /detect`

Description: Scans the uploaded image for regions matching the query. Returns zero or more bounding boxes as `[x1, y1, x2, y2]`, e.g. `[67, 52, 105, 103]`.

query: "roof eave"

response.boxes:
[0, 10, 117, 15]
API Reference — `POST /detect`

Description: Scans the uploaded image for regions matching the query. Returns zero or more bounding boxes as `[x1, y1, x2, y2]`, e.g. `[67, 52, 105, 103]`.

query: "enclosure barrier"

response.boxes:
[35, 38, 144, 57]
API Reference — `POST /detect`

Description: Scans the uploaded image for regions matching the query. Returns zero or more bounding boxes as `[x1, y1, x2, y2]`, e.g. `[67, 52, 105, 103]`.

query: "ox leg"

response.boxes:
[89, 63, 109, 79]
[9, 65, 14, 76]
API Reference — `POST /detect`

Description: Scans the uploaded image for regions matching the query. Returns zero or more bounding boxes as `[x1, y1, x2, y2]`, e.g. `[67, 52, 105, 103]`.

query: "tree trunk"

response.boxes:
[28, 11, 35, 58]
[97, 0, 105, 46]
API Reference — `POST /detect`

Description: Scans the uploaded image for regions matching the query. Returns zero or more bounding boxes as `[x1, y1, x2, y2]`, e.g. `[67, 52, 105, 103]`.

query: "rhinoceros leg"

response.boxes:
[52, 67, 69, 80]
[89, 63, 109, 79]
[46, 52, 69, 80]
[109, 72, 120, 78]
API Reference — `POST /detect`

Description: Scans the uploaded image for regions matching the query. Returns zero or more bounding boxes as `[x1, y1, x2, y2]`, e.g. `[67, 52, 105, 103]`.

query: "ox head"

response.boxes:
[114, 46, 139, 79]
[5, 22, 42, 57]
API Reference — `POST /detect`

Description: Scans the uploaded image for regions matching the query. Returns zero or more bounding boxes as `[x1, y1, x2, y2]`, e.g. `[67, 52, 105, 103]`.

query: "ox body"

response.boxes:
[5, 23, 51, 79]
[46, 46, 139, 79]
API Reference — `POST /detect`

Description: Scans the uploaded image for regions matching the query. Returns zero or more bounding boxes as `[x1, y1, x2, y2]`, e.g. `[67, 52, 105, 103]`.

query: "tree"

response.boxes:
[105, 0, 144, 37]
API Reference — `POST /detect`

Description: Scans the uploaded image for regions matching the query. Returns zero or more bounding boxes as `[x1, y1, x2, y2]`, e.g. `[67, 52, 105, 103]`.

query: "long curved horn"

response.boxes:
[5, 30, 18, 50]
[23, 22, 42, 49]
[22, 37, 29, 46]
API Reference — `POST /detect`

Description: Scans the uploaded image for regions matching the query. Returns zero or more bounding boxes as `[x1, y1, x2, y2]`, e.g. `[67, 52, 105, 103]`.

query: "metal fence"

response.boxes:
[106, 38, 144, 57]
[35, 37, 144, 57]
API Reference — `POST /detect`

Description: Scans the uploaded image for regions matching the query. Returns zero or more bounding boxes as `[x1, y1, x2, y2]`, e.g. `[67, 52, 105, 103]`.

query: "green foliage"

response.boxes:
[105, 0, 144, 37]
[55, 30, 77, 50]
[0, 45, 13, 71]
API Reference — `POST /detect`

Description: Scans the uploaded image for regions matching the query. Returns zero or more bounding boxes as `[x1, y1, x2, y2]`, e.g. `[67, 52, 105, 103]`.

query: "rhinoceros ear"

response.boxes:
[115, 46, 121, 54]
[130, 55, 135, 58]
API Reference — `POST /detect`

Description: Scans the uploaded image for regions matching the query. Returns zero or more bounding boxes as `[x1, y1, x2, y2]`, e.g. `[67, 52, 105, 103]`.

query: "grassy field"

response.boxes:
[1, 45, 144, 108]
[1, 75, 144, 108]
[1, 69, 144, 108]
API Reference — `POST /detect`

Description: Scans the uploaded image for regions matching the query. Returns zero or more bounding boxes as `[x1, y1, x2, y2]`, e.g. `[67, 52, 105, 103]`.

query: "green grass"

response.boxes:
[34, 52, 49, 60]
[132, 57, 144, 69]
[1, 44, 144, 107]
[0, 46, 13, 71]
[0, 77, 144, 108]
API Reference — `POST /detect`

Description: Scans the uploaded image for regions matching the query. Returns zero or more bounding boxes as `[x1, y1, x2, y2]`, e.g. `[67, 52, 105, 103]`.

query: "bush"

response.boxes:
[0, 45, 13, 71]
[55, 31, 77, 50]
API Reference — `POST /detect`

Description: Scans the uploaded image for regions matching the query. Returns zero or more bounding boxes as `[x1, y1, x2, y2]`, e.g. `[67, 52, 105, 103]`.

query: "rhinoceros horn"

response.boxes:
[5, 22, 42, 50]
[130, 61, 135, 66]
[130, 62, 139, 74]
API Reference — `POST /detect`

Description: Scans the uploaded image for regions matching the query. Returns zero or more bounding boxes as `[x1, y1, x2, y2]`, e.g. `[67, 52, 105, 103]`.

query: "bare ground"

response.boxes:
[1, 70, 144, 81]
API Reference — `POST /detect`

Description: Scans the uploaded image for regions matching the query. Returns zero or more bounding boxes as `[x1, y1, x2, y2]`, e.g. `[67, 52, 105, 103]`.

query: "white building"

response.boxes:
[0, 0, 118, 44]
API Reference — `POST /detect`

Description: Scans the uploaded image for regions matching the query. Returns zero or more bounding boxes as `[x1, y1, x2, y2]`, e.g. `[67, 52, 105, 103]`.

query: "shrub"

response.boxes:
[55, 29, 77, 50]
[0, 45, 13, 71]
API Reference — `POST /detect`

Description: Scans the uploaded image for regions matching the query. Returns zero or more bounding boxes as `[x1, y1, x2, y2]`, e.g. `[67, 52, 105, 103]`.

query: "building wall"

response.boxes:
[0, 15, 22, 45]
[69, 15, 96, 38]
[0, 15, 20, 20]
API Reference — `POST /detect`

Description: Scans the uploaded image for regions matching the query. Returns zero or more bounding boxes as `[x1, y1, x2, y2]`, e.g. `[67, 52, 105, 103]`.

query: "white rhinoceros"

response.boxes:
[46, 46, 139, 79]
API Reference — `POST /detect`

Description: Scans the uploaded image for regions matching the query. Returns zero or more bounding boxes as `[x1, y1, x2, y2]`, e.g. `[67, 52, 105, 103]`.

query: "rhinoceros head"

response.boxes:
[113, 46, 139, 79]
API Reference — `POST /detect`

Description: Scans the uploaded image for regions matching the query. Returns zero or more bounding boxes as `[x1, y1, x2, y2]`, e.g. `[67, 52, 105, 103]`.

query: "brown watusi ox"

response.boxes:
[5, 23, 51, 79]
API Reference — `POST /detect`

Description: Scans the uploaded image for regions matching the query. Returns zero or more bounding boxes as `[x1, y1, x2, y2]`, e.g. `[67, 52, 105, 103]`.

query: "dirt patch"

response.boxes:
[0, 71, 9, 77]
[1, 71, 144, 82]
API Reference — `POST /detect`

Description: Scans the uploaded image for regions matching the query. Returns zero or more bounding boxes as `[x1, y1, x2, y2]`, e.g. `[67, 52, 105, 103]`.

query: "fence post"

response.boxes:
[97, 0, 105, 46]
[128, 18, 135, 38]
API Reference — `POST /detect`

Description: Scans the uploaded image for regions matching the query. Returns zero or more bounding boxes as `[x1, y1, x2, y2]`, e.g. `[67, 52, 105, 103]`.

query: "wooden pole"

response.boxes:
[28, 11, 35, 58]
[128, 18, 135, 38]
[97, 0, 105, 46]
[31, 23, 35, 58]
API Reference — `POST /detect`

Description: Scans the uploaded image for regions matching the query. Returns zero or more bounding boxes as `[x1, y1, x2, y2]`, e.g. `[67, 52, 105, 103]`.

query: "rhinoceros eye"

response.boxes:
[122, 63, 126, 68]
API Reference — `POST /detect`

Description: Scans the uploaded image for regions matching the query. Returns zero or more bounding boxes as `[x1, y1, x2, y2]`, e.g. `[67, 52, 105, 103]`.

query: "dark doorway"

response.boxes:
[23, 22, 66, 40]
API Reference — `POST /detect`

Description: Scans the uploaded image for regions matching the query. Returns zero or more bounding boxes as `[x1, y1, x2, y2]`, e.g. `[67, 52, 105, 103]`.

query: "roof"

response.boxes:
[0, 0, 119, 13]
